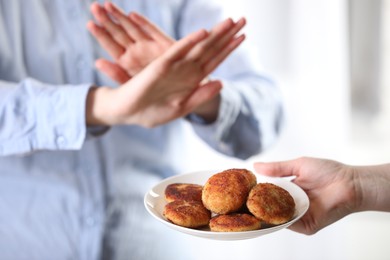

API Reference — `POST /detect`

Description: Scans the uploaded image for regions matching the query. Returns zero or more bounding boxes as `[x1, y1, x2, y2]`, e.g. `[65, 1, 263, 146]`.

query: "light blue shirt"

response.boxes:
[0, 0, 283, 259]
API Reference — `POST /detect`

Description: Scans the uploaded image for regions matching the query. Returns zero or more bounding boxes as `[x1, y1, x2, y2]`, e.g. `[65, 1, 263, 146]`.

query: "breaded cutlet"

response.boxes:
[246, 183, 295, 225]
[165, 183, 203, 203]
[163, 200, 211, 228]
[209, 213, 261, 232]
[202, 169, 252, 214]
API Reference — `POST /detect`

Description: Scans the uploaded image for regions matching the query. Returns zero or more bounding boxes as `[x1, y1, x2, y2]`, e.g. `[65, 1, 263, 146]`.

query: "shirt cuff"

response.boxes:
[0, 79, 92, 155]
[34, 82, 92, 151]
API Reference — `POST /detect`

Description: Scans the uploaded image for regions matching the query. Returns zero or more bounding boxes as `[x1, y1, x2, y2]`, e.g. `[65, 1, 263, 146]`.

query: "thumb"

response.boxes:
[95, 59, 131, 84]
[183, 80, 222, 112]
[253, 161, 298, 178]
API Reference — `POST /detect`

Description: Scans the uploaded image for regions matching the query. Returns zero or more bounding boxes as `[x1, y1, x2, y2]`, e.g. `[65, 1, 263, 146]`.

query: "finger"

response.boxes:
[203, 34, 245, 75]
[182, 80, 222, 113]
[87, 21, 125, 59]
[185, 18, 235, 61]
[201, 17, 246, 64]
[129, 12, 174, 45]
[253, 160, 298, 178]
[90, 2, 133, 46]
[164, 29, 209, 62]
[288, 219, 311, 235]
[104, 2, 149, 41]
[95, 59, 131, 84]
[218, 18, 246, 44]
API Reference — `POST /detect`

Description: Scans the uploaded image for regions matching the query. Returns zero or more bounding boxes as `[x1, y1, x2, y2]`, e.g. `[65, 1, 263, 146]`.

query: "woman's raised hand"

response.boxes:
[87, 17, 246, 127]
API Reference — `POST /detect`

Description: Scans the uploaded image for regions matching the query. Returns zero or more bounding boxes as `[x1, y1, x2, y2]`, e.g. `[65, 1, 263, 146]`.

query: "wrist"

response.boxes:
[349, 166, 365, 212]
[355, 164, 390, 212]
[192, 94, 221, 123]
[86, 86, 119, 126]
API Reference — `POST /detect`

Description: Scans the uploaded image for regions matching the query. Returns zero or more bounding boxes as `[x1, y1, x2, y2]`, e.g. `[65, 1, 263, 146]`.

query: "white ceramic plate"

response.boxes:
[144, 170, 309, 240]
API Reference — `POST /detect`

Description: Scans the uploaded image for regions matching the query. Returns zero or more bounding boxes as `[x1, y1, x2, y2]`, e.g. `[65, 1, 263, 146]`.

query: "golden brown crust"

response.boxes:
[224, 168, 257, 189]
[246, 183, 296, 225]
[163, 200, 211, 228]
[202, 169, 252, 214]
[164, 183, 203, 203]
[209, 213, 261, 232]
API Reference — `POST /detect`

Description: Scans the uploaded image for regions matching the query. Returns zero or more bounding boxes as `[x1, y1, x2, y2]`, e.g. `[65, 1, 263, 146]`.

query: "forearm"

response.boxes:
[189, 77, 283, 159]
[354, 164, 390, 212]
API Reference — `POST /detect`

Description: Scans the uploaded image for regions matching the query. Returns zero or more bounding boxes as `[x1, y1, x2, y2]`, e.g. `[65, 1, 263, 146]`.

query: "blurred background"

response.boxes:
[177, 0, 390, 259]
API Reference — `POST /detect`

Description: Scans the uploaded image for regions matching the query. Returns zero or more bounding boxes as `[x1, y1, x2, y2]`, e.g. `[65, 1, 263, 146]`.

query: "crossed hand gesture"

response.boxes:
[86, 2, 246, 127]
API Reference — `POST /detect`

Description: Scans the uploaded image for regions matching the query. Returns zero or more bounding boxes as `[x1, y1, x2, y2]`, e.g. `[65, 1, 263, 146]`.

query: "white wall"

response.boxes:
[241, 0, 350, 162]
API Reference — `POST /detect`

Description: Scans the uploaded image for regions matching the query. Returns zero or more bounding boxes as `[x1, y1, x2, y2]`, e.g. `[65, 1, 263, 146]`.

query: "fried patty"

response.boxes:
[209, 213, 261, 232]
[202, 169, 252, 214]
[246, 183, 295, 225]
[163, 200, 211, 228]
[164, 183, 203, 203]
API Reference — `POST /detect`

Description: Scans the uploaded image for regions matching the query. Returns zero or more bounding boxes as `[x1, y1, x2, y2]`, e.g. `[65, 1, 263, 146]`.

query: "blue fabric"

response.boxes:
[0, 0, 283, 259]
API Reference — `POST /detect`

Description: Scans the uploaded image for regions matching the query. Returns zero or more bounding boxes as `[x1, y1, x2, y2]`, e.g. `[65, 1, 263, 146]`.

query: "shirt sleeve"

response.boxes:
[178, 0, 284, 159]
[0, 78, 92, 156]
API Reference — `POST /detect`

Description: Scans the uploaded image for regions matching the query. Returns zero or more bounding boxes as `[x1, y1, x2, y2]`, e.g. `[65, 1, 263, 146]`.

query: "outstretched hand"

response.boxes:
[254, 157, 359, 235]
[87, 2, 246, 122]
[87, 17, 246, 128]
